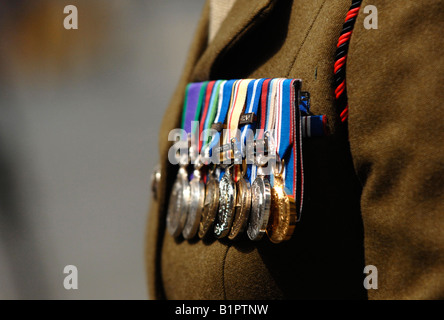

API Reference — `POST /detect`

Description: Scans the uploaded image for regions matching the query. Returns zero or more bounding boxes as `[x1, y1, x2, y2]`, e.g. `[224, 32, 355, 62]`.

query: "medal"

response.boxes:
[183, 81, 214, 239]
[229, 79, 263, 239]
[167, 82, 204, 238]
[265, 79, 297, 243]
[267, 159, 296, 243]
[198, 80, 236, 238]
[226, 79, 254, 240]
[213, 79, 247, 238]
[213, 80, 240, 238]
[198, 80, 226, 238]
[168, 77, 309, 242]
[198, 165, 219, 238]
[183, 164, 205, 239]
[247, 79, 275, 241]
[167, 82, 201, 237]
[167, 160, 190, 237]
[215, 79, 252, 238]
[214, 165, 237, 238]
[228, 159, 251, 240]
[248, 165, 272, 241]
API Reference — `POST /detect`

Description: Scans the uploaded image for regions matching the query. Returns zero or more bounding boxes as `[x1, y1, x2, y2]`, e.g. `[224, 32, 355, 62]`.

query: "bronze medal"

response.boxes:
[266, 163, 297, 243]
[198, 168, 219, 239]
[229, 161, 251, 240]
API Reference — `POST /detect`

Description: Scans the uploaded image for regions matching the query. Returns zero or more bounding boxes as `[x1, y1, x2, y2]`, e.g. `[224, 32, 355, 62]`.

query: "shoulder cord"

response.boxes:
[334, 0, 363, 123]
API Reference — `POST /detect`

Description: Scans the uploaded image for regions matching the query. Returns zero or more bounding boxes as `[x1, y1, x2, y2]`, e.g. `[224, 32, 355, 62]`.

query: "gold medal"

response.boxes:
[266, 161, 297, 243]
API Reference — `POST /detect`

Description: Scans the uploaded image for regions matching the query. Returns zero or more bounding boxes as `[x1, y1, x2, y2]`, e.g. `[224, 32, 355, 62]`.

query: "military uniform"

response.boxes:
[146, 0, 444, 299]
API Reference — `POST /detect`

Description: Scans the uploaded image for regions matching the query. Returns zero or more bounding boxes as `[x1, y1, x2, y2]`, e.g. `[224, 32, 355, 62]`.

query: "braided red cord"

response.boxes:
[334, 1, 363, 123]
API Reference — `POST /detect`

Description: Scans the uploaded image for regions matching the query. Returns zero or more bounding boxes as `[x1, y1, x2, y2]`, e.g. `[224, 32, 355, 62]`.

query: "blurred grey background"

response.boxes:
[0, 0, 205, 299]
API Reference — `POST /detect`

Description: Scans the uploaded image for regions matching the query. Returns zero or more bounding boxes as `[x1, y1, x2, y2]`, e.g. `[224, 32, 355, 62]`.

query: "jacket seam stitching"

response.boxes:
[286, 0, 327, 77]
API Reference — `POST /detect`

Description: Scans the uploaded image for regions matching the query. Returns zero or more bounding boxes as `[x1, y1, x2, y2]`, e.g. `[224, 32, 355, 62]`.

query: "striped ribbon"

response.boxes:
[198, 81, 216, 152]
[208, 79, 237, 158]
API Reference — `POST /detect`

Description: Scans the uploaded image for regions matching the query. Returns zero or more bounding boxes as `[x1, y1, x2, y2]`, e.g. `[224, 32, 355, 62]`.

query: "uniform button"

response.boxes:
[151, 165, 161, 200]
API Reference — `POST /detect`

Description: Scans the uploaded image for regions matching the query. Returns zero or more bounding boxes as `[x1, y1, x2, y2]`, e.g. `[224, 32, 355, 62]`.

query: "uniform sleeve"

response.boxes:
[347, 0, 444, 299]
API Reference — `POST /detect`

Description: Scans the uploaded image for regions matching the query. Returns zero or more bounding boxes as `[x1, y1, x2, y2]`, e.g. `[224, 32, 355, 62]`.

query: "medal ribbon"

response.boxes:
[198, 81, 216, 153]
[241, 79, 266, 182]
[274, 78, 287, 156]
[278, 79, 294, 160]
[301, 115, 327, 137]
[181, 82, 207, 166]
[192, 81, 209, 141]
[225, 79, 252, 180]
[208, 79, 237, 157]
[252, 78, 278, 182]
[184, 82, 208, 134]
[279, 79, 293, 197]
[264, 78, 279, 134]
[241, 78, 265, 156]
[201, 80, 225, 161]
[226, 79, 252, 147]
[203, 80, 225, 143]
[285, 80, 304, 217]
[220, 79, 240, 160]
[182, 82, 204, 134]
[251, 79, 272, 182]
[267, 78, 284, 186]
[257, 79, 272, 140]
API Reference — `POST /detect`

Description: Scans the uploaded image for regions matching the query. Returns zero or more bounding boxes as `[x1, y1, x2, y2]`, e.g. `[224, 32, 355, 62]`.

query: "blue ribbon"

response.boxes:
[241, 78, 266, 182]
[208, 79, 237, 158]
[282, 79, 295, 196]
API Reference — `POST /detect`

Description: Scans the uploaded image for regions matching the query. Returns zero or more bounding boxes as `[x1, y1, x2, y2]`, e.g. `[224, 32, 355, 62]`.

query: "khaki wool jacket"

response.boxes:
[146, 0, 444, 300]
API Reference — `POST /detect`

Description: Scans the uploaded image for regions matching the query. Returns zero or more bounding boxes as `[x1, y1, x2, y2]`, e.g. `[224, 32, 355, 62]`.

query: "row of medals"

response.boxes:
[166, 136, 297, 244]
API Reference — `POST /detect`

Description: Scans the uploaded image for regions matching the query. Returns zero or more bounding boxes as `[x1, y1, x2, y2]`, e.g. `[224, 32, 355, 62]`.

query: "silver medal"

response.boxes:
[247, 174, 271, 241]
[214, 168, 236, 238]
[166, 166, 190, 237]
[182, 169, 205, 239]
